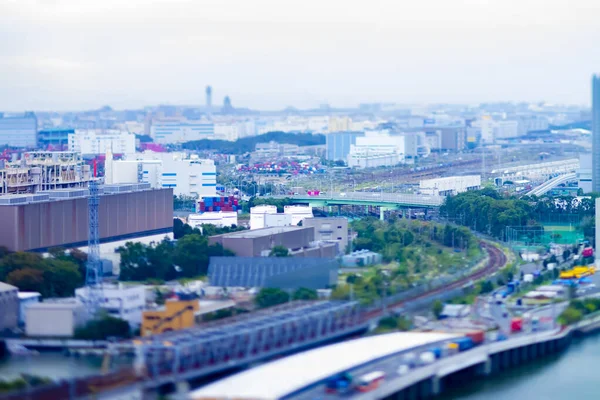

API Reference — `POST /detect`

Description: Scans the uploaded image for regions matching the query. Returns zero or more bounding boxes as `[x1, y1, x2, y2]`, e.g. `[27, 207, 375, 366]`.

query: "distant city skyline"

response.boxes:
[1, 0, 599, 111]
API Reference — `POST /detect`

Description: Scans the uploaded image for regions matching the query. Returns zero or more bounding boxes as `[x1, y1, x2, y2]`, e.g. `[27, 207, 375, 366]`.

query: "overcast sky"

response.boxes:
[1, 0, 599, 111]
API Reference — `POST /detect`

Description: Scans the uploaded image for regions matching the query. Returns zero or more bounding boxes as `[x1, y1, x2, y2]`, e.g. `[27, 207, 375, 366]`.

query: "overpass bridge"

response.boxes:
[272, 192, 444, 219]
[191, 327, 572, 400]
[525, 172, 578, 197]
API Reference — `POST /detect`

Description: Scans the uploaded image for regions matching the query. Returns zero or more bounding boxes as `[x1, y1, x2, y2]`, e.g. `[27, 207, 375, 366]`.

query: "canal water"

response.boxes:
[440, 334, 600, 400]
[0, 353, 102, 380]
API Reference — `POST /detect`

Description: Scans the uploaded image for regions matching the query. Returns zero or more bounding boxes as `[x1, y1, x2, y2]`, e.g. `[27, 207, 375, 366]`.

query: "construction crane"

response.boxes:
[85, 179, 103, 315]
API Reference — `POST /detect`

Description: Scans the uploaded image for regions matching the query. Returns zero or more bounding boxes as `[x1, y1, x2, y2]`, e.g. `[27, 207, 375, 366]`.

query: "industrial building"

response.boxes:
[188, 211, 238, 229]
[419, 175, 481, 196]
[75, 283, 146, 327]
[208, 226, 338, 258]
[38, 127, 74, 149]
[0, 112, 37, 148]
[18, 292, 41, 326]
[106, 151, 217, 198]
[341, 249, 383, 267]
[25, 299, 87, 337]
[0, 282, 19, 332]
[68, 130, 136, 155]
[250, 205, 278, 230]
[142, 297, 200, 337]
[303, 217, 348, 254]
[208, 257, 338, 289]
[0, 151, 92, 195]
[0, 183, 173, 252]
[283, 205, 314, 225]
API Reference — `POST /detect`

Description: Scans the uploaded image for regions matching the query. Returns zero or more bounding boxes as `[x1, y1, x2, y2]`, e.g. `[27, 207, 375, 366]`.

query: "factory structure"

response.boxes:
[0, 183, 173, 252]
[0, 150, 173, 253]
[0, 151, 92, 195]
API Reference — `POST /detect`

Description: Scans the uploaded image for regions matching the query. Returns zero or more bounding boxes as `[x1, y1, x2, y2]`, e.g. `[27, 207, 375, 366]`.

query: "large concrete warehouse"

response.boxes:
[0, 183, 173, 252]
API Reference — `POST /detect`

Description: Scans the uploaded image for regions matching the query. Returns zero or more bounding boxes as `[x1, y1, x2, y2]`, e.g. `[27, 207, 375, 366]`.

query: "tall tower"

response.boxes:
[206, 85, 212, 109]
[593, 75, 600, 192]
[85, 179, 102, 315]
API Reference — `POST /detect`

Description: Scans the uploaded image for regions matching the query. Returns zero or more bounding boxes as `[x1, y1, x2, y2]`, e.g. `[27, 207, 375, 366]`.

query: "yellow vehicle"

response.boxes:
[559, 266, 596, 280]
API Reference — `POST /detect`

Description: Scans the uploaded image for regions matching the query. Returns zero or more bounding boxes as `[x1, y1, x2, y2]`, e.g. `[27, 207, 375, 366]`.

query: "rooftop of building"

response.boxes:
[211, 225, 307, 239]
[0, 282, 17, 293]
[17, 292, 41, 300]
[27, 298, 82, 310]
[190, 331, 460, 400]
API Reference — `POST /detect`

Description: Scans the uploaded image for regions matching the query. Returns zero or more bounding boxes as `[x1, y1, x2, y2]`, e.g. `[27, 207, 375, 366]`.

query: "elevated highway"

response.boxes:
[272, 192, 444, 219]
[526, 172, 577, 197]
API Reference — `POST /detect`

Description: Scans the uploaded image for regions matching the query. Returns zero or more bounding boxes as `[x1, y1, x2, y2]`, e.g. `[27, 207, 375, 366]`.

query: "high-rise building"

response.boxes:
[592, 75, 600, 192]
[326, 131, 365, 161]
[0, 112, 37, 148]
[206, 85, 212, 109]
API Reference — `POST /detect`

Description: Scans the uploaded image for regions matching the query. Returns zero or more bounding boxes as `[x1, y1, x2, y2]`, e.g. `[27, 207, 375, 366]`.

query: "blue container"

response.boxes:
[232, 205, 237, 211]
[224, 197, 229, 203]
[429, 347, 442, 359]
[453, 337, 474, 352]
[205, 207, 210, 212]
[215, 206, 221, 211]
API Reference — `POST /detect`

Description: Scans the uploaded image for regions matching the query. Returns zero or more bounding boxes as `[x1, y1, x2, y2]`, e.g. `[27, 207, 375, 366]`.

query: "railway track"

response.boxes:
[364, 241, 507, 320]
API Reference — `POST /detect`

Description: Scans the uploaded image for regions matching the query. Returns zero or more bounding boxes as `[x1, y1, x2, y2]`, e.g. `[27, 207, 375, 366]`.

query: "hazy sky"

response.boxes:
[1, 0, 599, 111]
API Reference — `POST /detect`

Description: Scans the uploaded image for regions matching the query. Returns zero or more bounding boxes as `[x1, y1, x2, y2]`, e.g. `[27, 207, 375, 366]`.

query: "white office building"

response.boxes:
[494, 120, 519, 140]
[107, 151, 217, 198]
[151, 119, 215, 144]
[75, 283, 146, 327]
[347, 131, 406, 168]
[69, 130, 136, 155]
[419, 175, 481, 196]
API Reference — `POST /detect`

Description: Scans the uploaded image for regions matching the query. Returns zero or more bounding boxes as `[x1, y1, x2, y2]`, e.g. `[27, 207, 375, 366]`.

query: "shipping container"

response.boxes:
[466, 330, 485, 345]
[451, 337, 474, 352]
[429, 347, 443, 359]
[511, 317, 523, 332]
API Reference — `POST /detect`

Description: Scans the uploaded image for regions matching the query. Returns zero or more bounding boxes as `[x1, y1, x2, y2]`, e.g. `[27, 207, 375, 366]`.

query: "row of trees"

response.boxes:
[351, 217, 478, 263]
[440, 188, 534, 239]
[254, 287, 318, 308]
[0, 248, 86, 298]
[118, 235, 234, 281]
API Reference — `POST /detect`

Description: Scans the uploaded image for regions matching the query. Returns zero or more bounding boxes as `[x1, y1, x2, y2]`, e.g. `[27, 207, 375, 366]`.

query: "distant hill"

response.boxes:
[181, 131, 325, 154]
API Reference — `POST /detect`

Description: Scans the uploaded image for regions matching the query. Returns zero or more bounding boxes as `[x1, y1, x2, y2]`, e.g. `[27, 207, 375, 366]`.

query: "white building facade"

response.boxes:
[75, 283, 146, 327]
[69, 130, 136, 155]
[107, 152, 217, 198]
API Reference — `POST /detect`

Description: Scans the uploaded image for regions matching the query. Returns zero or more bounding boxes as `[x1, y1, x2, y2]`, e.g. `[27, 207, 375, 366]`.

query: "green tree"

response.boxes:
[269, 245, 290, 257]
[118, 242, 152, 281]
[74, 315, 131, 340]
[43, 259, 82, 297]
[6, 268, 45, 295]
[293, 287, 318, 301]
[432, 300, 444, 320]
[173, 234, 210, 276]
[557, 307, 583, 326]
[254, 288, 290, 308]
[0, 252, 45, 281]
